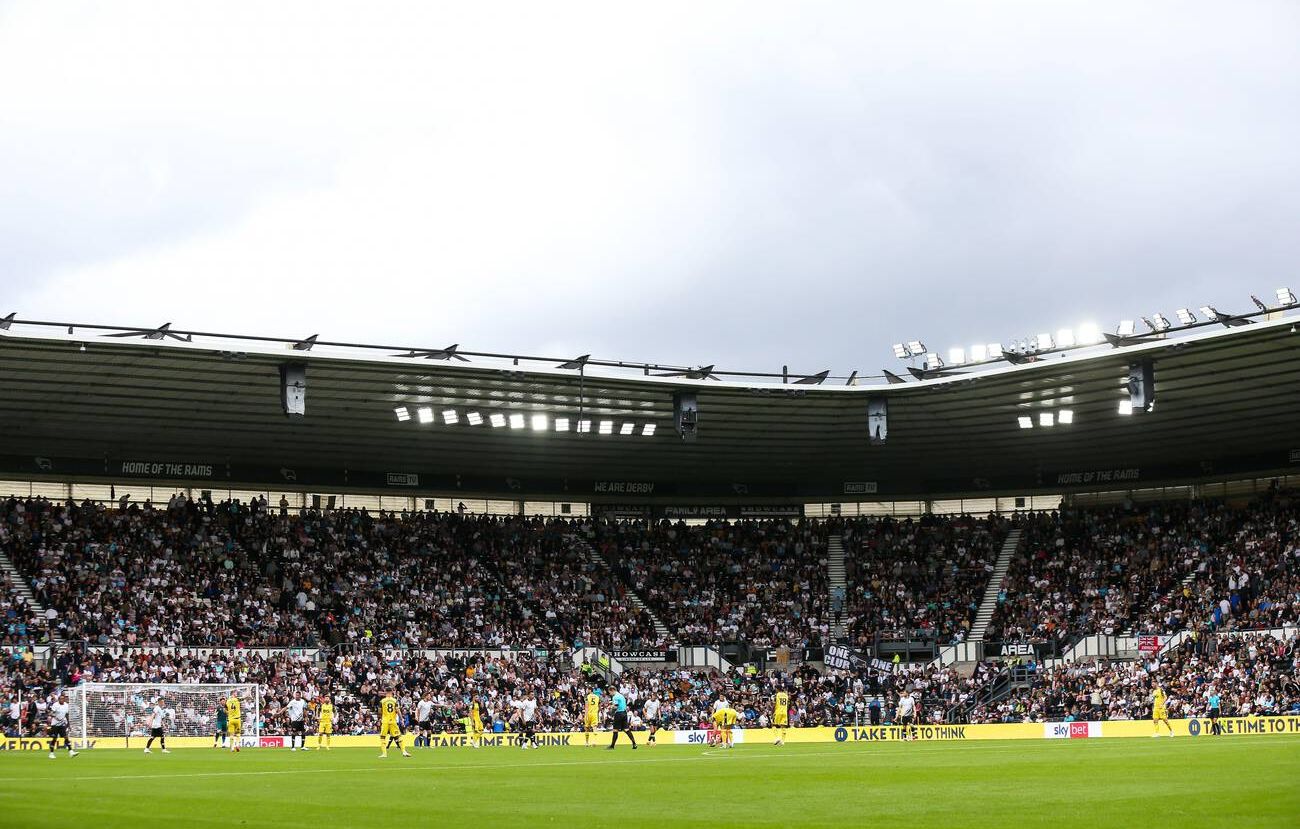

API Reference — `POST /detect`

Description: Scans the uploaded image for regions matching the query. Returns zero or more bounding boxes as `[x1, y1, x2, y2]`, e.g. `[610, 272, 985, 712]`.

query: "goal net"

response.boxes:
[68, 683, 260, 740]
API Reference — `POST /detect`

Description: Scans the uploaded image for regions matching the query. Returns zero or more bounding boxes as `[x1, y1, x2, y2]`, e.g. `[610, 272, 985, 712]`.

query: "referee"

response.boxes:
[606, 689, 638, 750]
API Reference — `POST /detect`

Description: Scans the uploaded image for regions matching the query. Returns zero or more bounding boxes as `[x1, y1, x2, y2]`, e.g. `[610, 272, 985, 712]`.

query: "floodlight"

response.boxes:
[394, 406, 410, 422]
[987, 343, 1002, 357]
[1036, 333, 1054, 350]
[417, 406, 434, 424]
[1056, 328, 1075, 347]
[531, 413, 548, 431]
[1017, 416, 1033, 429]
[577, 419, 592, 433]
[642, 423, 656, 436]
[1076, 323, 1102, 344]
[442, 409, 459, 425]
[554, 417, 570, 432]
[892, 344, 909, 359]
[970, 344, 988, 362]
[466, 411, 483, 425]
[489, 413, 506, 427]
[1039, 412, 1054, 427]
[906, 341, 926, 356]
[598, 420, 614, 434]
[1118, 400, 1133, 416]
[1058, 409, 1074, 424]
[1199, 305, 1219, 320]
[1150, 313, 1171, 331]
[948, 347, 965, 365]
[1176, 308, 1195, 325]
[924, 353, 944, 370]
[509, 413, 525, 429]
[1117, 320, 1135, 337]
[620, 422, 634, 435]
[1277, 287, 1296, 306]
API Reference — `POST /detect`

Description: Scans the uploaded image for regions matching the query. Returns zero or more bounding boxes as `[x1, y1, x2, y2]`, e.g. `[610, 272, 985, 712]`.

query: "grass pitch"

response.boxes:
[1, 737, 1297, 828]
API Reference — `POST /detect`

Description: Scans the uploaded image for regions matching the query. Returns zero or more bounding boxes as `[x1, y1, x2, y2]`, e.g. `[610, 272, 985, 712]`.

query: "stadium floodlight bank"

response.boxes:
[68, 683, 260, 743]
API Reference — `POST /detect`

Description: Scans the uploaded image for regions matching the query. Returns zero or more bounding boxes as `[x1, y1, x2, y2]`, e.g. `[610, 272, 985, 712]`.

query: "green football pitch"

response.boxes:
[1, 737, 1297, 828]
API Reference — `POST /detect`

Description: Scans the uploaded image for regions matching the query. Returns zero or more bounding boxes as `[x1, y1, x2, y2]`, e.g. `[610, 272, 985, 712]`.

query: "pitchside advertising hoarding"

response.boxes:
[16, 717, 1296, 751]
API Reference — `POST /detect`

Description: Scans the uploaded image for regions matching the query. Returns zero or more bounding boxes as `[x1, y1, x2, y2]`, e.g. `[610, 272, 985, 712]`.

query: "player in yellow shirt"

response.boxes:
[1152, 685, 1172, 737]
[711, 705, 739, 749]
[583, 689, 602, 747]
[225, 692, 242, 753]
[378, 689, 410, 758]
[773, 689, 790, 746]
[468, 699, 485, 749]
[316, 695, 334, 750]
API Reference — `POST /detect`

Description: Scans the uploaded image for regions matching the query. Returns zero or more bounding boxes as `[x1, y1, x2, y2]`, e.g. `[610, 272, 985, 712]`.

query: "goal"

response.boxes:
[68, 683, 260, 742]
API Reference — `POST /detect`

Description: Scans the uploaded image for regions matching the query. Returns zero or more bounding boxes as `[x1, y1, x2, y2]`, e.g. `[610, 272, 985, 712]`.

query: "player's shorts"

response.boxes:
[318, 721, 333, 735]
[150, 727, 165, 738]
[471, 719, 484, 734]
[583, 715, 598, 730]
[1152, 707, 1167, 720]
[416, 718, 430, 731]
[379, 720, 403, 738]
[613, 711, 629, 730]
[228, 719, 242, 735]
[899, 714, 916, 726]
[49, 724, 68, 739]
[289, 720, 306, 734]
[1209, 708, 1221, 719]
[773, 712, 788, 727]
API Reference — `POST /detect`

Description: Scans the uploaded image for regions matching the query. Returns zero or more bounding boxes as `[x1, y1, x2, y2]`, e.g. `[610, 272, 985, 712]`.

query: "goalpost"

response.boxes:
[68, 683, 260, 744]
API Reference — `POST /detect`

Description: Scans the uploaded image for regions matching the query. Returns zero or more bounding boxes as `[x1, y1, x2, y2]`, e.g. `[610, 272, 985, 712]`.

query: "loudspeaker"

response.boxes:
[1127, 359, 1155, 412]
[868, 397, 888, 445]
[673, 391, 698, 441]
[280, 363, 307, 417]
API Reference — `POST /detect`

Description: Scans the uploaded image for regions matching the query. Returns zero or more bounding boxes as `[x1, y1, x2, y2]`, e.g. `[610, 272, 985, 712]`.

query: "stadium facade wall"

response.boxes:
[9, 717, 1297, 751]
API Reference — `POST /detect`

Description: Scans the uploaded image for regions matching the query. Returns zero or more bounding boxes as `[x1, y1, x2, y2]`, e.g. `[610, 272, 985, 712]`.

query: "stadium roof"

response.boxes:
[1, 313, 1297, 502]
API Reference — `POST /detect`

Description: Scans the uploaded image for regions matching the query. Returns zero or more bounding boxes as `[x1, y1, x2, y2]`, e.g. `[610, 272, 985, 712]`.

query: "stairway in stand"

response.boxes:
[827, 535, 848, 643]
[0, 547, 66, 649]
[574, 537, 673, 644]
[969, 528, 1022, 641]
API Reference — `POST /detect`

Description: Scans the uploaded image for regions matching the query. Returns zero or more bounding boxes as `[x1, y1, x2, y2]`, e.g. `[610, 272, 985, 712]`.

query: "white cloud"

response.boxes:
[2, 1, 1297, 370]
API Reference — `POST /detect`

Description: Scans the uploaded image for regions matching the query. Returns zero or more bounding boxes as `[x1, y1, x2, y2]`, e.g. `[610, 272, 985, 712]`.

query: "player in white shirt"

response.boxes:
[896, 692, 918, 741]
[143, 696, 172, 754]
[415, 695, 434, 747]
[47, 694, 78, 759]
[642, 697, 662, 746]
[285, 692, 308, 751]
[511, 693, 539, 749]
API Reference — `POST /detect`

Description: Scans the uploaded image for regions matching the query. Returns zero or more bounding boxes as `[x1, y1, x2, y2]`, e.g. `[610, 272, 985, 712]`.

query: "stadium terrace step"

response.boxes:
[969, 528, 1022, 641]
[827, 535, 848, 643]
[0, 547, 67, 649]
[575, 538, 673, 644]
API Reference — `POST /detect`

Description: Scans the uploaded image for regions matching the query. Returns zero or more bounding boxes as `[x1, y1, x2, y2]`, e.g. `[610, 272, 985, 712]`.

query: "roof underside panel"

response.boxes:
[0, 322, 1296, 498]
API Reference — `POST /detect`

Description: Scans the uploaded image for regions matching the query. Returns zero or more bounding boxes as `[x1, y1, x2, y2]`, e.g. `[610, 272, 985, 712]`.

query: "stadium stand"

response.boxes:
[984, 490, 1298, 647]
[592, 519, 829, 649]
[841, 514, 1008, 649]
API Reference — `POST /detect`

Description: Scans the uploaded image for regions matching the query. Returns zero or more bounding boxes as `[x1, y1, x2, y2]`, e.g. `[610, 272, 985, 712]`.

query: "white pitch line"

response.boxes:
[4, 735, 1295, 785]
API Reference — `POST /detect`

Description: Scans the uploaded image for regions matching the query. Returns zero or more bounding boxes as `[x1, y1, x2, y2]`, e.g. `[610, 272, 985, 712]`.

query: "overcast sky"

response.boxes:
[2, 1, 1297, 376]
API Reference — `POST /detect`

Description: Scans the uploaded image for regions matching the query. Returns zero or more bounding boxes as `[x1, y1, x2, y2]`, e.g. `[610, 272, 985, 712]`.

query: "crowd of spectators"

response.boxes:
[985, 491, 1299, 647]
[4, 626, 1296, 740]
[971, 630, 1299, 723]
[1, 496, 677, 652]
[591, 519, 827, 649]
[841, 514, 1006, 649]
